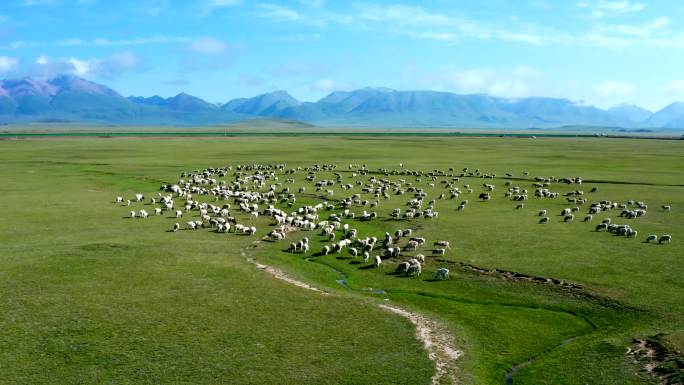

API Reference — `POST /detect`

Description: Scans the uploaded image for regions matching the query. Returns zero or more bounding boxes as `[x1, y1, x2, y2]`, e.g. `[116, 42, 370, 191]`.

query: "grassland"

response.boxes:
[0, 135, 682, 384]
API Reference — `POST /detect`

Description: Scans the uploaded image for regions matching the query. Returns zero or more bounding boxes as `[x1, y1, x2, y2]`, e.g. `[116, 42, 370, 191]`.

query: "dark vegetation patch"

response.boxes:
[628, 334, 684, 384]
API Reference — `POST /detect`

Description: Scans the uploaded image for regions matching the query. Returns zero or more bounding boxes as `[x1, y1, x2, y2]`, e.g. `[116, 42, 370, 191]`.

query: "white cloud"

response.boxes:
[405, 31, 459, 43]
[310, 79, 355, 93]
[579, 0, 645, 18]
[404, 65, 542, 98]
[258, 3, 301, 21]
[660, 80, 684, 96]
[299, 0, 325, 6]
[208, 0, 242, 6]
[188, 37, 228, 54]
[593, 80, 635, 97]
[31, 52, 141, 78]
[67, 58, 92, 76]
[0, 36, 189, 50]
[19, 0, 57, 6]
[597, 17, 669, 38]
[0, 56, 19, 73]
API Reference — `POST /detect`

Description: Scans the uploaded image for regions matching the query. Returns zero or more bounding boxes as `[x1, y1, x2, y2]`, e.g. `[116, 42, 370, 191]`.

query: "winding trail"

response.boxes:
[240, 246, 462, 385]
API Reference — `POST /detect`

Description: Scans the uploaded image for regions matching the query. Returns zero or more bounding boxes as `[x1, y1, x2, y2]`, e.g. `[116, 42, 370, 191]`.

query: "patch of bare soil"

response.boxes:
[627, 334, 684, 384]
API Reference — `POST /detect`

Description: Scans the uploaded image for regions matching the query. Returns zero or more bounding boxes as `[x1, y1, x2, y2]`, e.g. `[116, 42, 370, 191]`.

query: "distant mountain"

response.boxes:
[0, 76, 244, 125]
[646, 102, 684, 129]
[607, 104, 653, 123]
[223, 90, 300, 116]
[0, 75, 682, 130]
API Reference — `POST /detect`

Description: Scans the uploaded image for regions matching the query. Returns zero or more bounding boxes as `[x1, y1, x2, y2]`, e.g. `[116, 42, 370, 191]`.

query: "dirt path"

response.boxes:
[379, 304, 463, 385]
[240, 247, 462, 384]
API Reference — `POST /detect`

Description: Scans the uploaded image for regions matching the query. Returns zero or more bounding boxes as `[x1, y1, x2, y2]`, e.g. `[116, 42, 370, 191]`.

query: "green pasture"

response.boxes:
[0, 135, 682, 384]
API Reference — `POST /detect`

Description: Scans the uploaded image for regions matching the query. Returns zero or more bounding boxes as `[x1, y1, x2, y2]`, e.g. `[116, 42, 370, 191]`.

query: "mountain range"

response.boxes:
[1, 75, 683, 130]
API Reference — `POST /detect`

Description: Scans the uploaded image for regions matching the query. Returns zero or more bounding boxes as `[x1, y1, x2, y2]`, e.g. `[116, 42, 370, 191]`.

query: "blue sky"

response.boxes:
[0, 0, 683, 110]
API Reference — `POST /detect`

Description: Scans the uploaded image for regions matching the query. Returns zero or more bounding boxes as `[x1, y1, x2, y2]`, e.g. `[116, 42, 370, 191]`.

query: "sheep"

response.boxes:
[173, 222, 180, 232]
[322, 245, 330, 255]
[406, 261, 421, 276]
[187, 221, 197, 230]
[139, 209, 149, 219]
[363, 251, 370, 263]
[414, 254, 425, 263]
[247, 226, 257, 235]
[176, 210, 183, 218]
[662, 205, 671, 211]
[584, 215, 593, 222]
[396, 262, 410, 274]
[435, 268, 449, 280]
[659, 234, 672, 244]
[116, 196, 123, 203]
[127, 199, 131, 207]
[645, 234, 658, 243]
[130, 210, 136, 218]
[135, 193, 144, 202]
[434, 240, 450, 248]
[373, 255, 382, 268]
[349, 247, 358, 258]
[155, 208, 163, 215]
[538, 209, 547, 216]
[539, 217, 549, 224]
[433, 248, 446, 255]
[516, 204, 525, 209]
[564, 214, 574, 222]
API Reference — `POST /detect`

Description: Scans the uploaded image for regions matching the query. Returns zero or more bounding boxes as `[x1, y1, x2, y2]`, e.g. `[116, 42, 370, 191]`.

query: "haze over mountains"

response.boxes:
[1, 75, 683, 130]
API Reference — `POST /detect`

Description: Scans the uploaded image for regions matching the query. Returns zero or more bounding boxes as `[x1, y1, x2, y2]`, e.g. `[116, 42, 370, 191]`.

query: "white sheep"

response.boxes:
[435, 268, 449, 280]
[659, 234, 672, 244]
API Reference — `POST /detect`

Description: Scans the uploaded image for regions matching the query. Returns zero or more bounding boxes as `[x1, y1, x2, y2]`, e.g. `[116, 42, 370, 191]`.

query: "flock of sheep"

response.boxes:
[116, 162, 673, 285]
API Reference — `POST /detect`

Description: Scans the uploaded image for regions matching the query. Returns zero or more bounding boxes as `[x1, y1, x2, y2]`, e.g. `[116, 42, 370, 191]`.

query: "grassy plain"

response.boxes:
[0, 135, 682, 384]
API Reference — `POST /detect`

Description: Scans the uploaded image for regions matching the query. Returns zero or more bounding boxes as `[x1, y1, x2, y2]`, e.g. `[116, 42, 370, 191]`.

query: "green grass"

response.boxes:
[0, 135, 682, 384]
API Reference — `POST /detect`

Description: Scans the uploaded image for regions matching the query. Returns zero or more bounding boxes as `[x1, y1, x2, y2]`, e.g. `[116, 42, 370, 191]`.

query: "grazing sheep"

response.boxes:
[596, 222, 609, 232]
[173, 222, 180, 232]
[374, 255, 382, 268]
[414, 254, 425, 263]
[363, 251, 370, 263]
[323, 245, 330, 255]
[538, 209, 547, 216]
[116, 196, 123, 203]
[584, 215, 593, 222]
[396, 262, 410, 274]
[516, 204, 525, 209]
[187, 221, 197, 230]
[662, 205, 671, 211]
[139, 209, 149, 218]
[539, 217, 549, 224]
[645, 234, 658, 243]
[564, 214, 574, 222]
[349, 247, 358, 258]
[435, 268, 449, 280]
[406, 261, 421, 276]
[434, 240, 450, 248]
[659, 234, 672, 244]
[434, 248, 446, 255]
[130, 210, 136, 218]
[176, 210, 183, 218]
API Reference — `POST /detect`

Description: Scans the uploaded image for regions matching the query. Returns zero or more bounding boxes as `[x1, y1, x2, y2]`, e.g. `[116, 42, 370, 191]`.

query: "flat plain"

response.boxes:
[0, 134, 682, 384]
